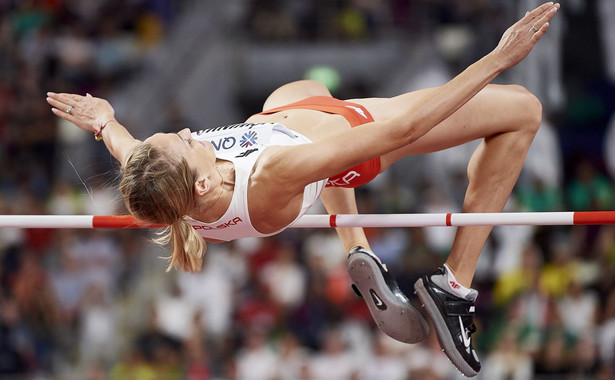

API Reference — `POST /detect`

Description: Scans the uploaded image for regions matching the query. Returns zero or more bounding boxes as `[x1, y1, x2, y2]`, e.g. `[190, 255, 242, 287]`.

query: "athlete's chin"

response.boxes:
[201, 140, 214, 151]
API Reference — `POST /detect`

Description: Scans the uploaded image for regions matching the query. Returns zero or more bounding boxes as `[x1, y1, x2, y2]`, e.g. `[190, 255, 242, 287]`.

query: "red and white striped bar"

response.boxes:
[0, 211, 614, 229]
[293, 211, 615, 228]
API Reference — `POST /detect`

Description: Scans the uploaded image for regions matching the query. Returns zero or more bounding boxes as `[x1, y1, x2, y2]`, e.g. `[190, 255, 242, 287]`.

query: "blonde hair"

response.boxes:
[119, 142, 205, 272]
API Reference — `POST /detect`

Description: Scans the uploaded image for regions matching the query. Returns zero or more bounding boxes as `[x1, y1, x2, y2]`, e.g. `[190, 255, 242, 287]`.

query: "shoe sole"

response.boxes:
[414, 278, 478, 377]
[348, 253, 428, 344]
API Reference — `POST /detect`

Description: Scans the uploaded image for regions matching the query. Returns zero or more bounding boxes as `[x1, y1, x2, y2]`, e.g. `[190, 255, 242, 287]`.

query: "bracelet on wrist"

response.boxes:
[95, 119, 116, 141]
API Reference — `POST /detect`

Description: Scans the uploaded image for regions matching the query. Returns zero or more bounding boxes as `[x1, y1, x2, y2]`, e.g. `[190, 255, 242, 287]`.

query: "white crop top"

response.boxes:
[185, 122, 326, 241]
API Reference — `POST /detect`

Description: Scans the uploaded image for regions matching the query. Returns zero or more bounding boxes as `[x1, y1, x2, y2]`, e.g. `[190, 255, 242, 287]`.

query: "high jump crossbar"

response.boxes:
[0, 211, 614, 229]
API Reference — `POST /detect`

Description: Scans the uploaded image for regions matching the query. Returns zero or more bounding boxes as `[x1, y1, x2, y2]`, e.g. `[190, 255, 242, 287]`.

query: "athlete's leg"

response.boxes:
[350, 84, 542, 287]
[261, 80, 332, 111]
[320, 188, 369, 252]
[351, 83, 540, 376]
[321, 187, 429, 344]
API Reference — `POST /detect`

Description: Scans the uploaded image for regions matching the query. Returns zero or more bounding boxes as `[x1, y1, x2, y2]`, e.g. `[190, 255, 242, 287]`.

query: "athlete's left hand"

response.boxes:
[46, 92, 115, 134]
[492, 2, 560, 70]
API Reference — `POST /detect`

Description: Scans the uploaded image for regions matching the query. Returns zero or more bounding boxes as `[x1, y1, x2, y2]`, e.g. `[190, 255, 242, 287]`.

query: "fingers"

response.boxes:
[50, 106, 79, 125]
[530, 3, 559, 41]
[531, 22, 550, 43]
[47, 91, 86, 105]
[524, 2, 558, 26]
[46, 94, 73, 114]
[46, 92, 86, 127]
[537, 4, 559, 26]
[47, 91, 93, 113]
[50, 104, 84, 129]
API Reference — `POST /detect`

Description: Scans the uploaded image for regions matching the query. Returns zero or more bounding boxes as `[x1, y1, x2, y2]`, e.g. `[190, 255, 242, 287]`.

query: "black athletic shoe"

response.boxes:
[414, 267, 481, 377]
[347, 246, 429, 344]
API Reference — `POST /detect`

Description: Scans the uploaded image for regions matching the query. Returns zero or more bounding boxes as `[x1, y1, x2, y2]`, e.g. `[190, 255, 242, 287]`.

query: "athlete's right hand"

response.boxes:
[46, 92, 115, 134]
[491, 2, 560, 70]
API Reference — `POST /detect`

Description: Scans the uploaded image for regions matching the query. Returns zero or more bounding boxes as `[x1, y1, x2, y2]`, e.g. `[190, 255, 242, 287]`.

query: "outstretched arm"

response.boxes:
[266, 2, 560, 190]
[46, 92, 141, 166]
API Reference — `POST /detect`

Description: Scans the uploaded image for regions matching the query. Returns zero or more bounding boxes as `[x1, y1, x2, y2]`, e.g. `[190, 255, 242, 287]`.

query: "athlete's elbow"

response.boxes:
[395, 119, 422, 146]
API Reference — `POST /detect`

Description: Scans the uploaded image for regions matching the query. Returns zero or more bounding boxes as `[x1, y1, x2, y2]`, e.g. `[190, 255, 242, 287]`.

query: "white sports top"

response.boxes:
[185, 122, 326, 241]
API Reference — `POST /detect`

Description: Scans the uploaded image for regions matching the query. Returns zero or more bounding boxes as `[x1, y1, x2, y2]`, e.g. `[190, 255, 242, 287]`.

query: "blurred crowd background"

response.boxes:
[1, 0, 615, 379]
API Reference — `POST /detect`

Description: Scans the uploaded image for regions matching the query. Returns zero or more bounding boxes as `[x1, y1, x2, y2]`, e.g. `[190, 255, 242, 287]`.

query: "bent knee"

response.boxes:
[262, 80, 332, 111]
[507, 85, 543, 134]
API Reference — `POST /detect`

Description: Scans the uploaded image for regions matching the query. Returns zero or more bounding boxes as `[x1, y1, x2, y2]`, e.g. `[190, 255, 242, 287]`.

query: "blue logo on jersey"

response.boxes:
[240, 131, 257, 148]
[211, 137, 236, 151]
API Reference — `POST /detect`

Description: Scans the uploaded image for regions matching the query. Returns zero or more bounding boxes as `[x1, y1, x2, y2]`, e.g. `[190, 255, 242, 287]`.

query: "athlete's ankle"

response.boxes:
[347, 245, 370, 255]
[442, 264, 475, 300]
[443, 262, 473, 288]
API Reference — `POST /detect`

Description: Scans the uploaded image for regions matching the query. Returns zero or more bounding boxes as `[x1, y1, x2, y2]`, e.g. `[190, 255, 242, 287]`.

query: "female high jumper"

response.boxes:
[46, 3, 560, 376]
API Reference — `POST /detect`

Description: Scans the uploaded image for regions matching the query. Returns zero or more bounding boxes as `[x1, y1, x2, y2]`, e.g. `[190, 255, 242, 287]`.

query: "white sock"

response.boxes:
[443, 264, 475, 300]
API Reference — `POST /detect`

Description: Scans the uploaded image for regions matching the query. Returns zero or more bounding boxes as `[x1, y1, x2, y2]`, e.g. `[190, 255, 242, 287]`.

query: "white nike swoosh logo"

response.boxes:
[459, 316, 471, 348]
[369, 289, 387, 310]
[345, 105, 368, 118]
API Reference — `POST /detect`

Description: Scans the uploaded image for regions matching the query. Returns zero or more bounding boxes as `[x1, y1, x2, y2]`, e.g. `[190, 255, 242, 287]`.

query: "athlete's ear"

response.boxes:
[194, 176, 210, 196]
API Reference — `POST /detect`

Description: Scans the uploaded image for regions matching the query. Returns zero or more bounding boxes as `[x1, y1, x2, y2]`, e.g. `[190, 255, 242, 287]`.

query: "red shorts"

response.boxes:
[258, 96, 381, 188]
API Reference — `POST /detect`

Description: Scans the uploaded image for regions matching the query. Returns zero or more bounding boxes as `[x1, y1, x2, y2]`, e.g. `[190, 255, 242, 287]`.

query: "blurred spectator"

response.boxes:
[234, 326, 279, 380]
[482, 325, 534, 380]
[49, 234, 89, 325]
[274, 331, 310, 379]
[71, 230, 120, 300]
[493, 242, 544, 306]
[79, 283, 117, 366]
[308, 326, 358, 379]
[540, 238, 580, 299]
[235, 278, 280, 335]
[154, 281, 197, 341]
[368, 228, 408, 268]
[206, 241, 249, 289]
[498, 258, 552, 358]
[489, 221, 535, 279]
[406, 331, 456, 379]
[178, 256, 234, 340]
[522, 121, 564, 189]
[359, 331, 407, 380]
[286, 259, 329, 349]
[80, 175, 122, 216]
[259, 242, 306, 310]
[304, 229, 346, 272]
[556, 279, 599, 339]
[159, 100, 197, 134]
[567, 157, 614, 211]
[54, 23, 95, 84]
[245, 0, 298, 42]
[0, 296, 29, 375]
[534, 327, 570, 377]
[599, 0, 615, 81]
[598, 286, 615, 375]
[569, 332, 600, 377]
[183, 311, 211, 380]
[47, 180, 84, 215]
[11, 249, 60, 372]
[109, 346, 157, 380]
[518, 177, 564, 212]
[111, 307, 183, 380]
[93, 16, 140, 82]
[135, 307, 183, 379]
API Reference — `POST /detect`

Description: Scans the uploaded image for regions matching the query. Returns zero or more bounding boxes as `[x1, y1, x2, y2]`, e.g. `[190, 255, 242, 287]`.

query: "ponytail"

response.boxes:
[121, 142, 207, 272]
[156, 219, 206, 272]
